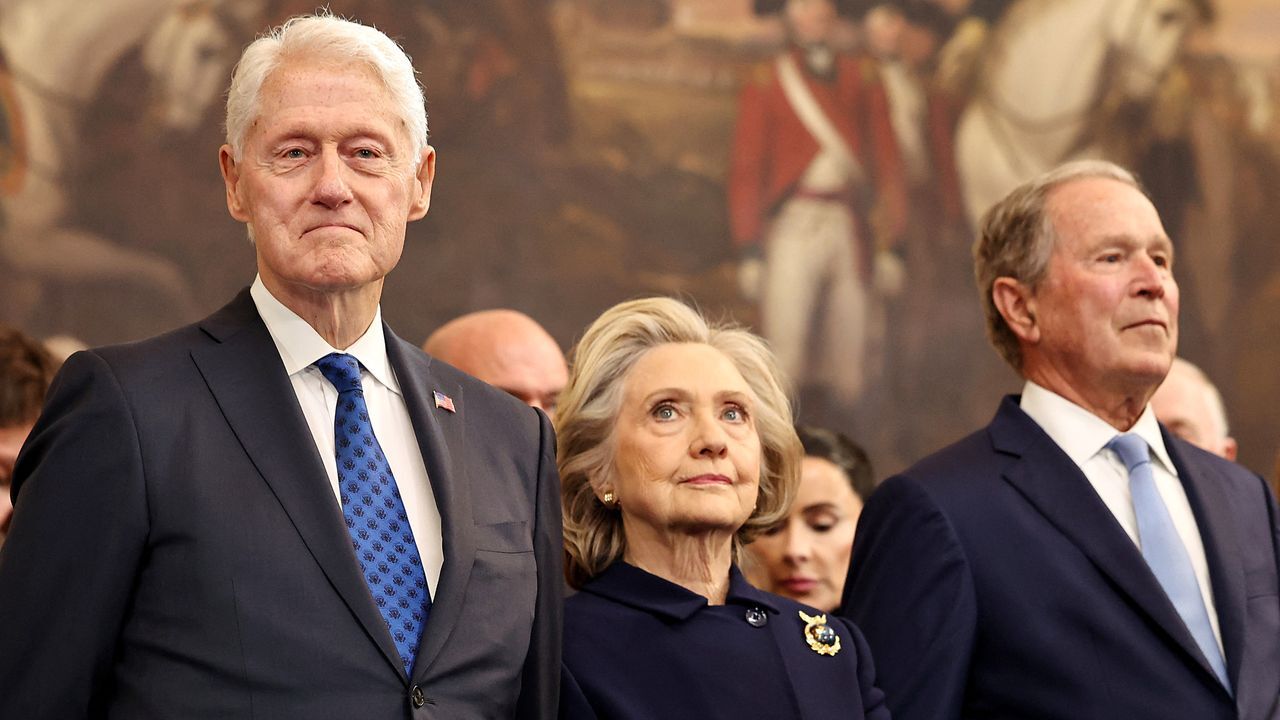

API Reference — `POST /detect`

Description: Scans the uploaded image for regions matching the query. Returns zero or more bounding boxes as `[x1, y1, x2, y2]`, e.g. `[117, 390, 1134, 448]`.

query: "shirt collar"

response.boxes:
[249, 276, 400, 394]
[581, 561, 780, 622]
[1020, 380, 1176, 475]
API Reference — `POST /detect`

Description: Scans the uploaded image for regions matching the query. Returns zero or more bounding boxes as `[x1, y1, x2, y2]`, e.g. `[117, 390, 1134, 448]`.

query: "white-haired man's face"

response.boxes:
[219, 59, 434, 302]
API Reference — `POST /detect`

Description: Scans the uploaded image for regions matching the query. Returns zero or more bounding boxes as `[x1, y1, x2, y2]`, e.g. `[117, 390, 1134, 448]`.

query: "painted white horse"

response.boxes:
[0, 0, 243, 326]
[954, 0, 1202, 223]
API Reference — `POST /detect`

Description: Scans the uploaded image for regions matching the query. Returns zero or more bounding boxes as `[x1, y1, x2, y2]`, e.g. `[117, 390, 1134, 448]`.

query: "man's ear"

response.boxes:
[408, 146, 436, 221]
[219, 145, 249, 222]
[992, 277, 1040, 345]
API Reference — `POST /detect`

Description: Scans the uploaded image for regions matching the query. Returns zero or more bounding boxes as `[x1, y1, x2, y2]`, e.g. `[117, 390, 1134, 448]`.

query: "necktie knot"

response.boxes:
[1107, 433, 1151, 474]
[316, 352, 363, 394]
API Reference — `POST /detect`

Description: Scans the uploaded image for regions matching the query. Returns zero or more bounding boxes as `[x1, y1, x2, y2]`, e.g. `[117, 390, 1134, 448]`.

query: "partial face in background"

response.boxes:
[1151, 361, 1237, 460]
[425, 311, 568, 419]
[747, 455, 861, 611]
[862, 6, 905, 58]
[1019, 178, 1178, 399]
[0, 423, 33, 543]
[607, 343, 762, 547]
[220, 59, 434, 299]
[471, 343, 568, 418]
[785, 0, 838, 45]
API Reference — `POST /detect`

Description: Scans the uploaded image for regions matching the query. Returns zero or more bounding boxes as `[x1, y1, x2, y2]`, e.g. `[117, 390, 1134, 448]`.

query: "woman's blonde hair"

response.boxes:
[556, 297, 802, 589]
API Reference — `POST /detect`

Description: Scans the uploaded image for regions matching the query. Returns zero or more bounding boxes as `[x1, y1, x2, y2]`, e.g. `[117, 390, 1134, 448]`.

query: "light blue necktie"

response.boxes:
[1107, 433, 1230, 691]
[317, 352, 430, 674]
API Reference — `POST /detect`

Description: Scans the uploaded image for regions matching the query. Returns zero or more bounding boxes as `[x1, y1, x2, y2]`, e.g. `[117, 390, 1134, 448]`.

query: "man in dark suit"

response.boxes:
[842, 160, 1280, 720]
[0, 13, 561, 719]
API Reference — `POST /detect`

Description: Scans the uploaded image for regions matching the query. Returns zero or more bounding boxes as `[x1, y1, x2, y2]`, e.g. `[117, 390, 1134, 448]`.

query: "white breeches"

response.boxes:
[760, 195, 874, 404]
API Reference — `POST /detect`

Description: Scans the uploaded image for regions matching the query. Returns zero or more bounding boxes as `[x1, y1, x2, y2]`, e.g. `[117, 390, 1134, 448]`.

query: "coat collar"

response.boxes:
[989, 395, 1237, 698]
[581, 562, 780, 622]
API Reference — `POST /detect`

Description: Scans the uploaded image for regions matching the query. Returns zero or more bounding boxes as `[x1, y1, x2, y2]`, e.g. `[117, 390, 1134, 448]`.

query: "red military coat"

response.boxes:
[728, 49, 907, 250]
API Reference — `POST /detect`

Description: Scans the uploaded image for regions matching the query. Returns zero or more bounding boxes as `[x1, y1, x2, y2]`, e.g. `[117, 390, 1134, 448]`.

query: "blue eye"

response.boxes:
[723, 404, 747, 422]
[652, 404, 676, 421]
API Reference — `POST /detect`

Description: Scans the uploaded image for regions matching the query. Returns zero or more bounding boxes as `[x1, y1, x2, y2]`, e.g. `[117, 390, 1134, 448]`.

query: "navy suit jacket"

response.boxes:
[561, 562, 890, 720]
[0, 290, 563, 719]
[842, 396, 1280, 720]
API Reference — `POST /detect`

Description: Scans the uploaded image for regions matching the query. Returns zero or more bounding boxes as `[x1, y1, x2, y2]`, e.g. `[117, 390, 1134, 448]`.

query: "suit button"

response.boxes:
[410, 685, 426, 708]
[745, 607, 768, 627]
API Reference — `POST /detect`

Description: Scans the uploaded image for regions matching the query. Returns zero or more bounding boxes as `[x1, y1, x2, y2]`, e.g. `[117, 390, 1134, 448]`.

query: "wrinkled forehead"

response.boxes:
[1044, 177, 1169, 250]
[256, 56, 388, 108]
[250, 59, 411, 140]
[622, 343, 755, 403]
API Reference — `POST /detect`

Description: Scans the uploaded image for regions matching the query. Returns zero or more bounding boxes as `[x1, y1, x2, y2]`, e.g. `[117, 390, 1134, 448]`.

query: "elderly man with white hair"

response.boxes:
[0, 13, 561, 718]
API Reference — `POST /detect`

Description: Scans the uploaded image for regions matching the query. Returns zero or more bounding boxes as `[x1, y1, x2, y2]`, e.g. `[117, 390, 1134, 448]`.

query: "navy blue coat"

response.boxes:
[562, 561, 890, 719]
[842, 396, 1280, 720]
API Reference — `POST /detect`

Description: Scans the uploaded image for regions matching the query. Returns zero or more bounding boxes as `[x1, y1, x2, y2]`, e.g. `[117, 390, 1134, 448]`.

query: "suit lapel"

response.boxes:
[989, 398, 1226, 689]
[1164, 433, 1247, 693]
[190, 291, 405, 676]
[384, 331, 477, 682]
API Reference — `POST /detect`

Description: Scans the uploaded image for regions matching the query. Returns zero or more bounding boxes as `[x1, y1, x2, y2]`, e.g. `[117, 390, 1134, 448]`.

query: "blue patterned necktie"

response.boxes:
[316, 352, 430, 674]
[1107, 433, 1230, 691]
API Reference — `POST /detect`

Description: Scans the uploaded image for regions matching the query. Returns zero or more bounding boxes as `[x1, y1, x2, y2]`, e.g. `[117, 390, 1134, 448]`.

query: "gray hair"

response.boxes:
[224, 11, 428, 162]
[556, 297, 802, 590]
[973, 160, 1145, 371]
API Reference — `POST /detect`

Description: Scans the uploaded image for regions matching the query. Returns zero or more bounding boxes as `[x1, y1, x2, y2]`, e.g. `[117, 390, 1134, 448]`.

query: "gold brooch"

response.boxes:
[798, 611, 841, 656]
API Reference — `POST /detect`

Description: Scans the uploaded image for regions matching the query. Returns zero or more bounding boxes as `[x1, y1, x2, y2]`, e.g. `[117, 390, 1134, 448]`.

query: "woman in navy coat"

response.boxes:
[554, 297, 889, 720]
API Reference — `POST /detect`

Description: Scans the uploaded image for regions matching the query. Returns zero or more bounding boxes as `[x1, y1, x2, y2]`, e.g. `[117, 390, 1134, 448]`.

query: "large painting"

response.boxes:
[2, 0, 1279, 474]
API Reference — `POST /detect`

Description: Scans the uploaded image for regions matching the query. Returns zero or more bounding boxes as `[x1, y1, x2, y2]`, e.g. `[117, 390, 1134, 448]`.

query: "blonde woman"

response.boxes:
[556, 297, 888, 719]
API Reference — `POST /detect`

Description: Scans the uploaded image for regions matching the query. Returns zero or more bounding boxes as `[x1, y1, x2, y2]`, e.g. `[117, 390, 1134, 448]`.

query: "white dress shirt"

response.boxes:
[250, 277, 443, 597]
[1020, 380, 1223, 652]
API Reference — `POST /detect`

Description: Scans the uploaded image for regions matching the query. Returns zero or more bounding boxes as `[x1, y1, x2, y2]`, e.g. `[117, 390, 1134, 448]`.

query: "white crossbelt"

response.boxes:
[775, 53, 866, 187]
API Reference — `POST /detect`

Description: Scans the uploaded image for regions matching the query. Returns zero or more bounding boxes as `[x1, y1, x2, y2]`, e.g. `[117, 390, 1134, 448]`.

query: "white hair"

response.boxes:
[224, 11, 428, 162]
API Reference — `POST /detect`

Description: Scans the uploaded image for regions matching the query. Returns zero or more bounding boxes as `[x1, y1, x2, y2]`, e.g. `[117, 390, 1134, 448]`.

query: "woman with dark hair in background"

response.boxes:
[747, 425, 874, 612]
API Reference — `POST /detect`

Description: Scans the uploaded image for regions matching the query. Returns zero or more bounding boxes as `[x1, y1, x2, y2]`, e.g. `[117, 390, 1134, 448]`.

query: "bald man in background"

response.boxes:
[424, 310, 568, 418]
[1150, 357, 1237, 461]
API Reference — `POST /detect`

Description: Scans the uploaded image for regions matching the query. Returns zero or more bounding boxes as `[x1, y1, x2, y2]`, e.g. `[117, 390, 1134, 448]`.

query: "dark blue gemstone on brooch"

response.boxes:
[814, 624, 837, 646]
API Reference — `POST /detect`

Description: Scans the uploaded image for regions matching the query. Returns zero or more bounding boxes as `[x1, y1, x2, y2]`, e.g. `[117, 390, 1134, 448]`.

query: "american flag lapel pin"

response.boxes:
[433, 390, 456, 413]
